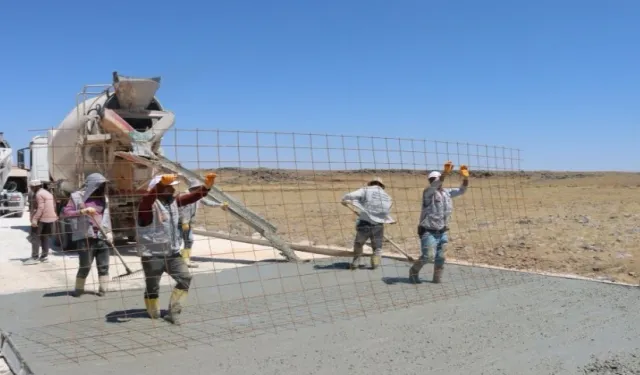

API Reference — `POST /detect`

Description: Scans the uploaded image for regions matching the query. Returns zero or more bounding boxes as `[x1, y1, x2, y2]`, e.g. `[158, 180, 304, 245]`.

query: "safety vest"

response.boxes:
[136, 199, 181, 257]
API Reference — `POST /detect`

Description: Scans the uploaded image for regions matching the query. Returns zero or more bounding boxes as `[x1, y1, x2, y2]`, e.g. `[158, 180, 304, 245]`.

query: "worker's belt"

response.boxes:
[427, 228, 448, 234]
[418, 226, 448, 236]
[356, 220, 383, 227]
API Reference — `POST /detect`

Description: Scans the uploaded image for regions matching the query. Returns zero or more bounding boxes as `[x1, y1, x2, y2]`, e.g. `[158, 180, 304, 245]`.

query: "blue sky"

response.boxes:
[1, 0, 639, 172]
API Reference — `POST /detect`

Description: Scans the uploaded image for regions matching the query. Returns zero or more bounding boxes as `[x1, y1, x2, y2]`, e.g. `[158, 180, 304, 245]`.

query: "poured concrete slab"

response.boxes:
[0, 255, 639, 375]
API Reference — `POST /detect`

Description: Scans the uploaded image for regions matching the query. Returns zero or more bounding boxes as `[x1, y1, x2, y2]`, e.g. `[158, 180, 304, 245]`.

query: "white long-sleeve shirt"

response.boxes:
[341, 186, 394, 224]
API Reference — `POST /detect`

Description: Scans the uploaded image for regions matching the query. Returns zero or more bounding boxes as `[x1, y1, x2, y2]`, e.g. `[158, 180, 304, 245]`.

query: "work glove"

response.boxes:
[31, 221, 38, 228]
[105, 231, 114, 243]
[221, 201, 229, 211]
[80, 207, 96, 215]
[460, 165, 470, 178]
[181, 222, 190, 231]
[341, 200, 349, 206]
[204, 172, 217, 189]
[160, 174, 178, 185]
[443, 161, 454, 175]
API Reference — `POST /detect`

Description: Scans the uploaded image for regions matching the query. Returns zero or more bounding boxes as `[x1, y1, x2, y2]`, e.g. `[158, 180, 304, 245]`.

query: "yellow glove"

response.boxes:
[204, 172, 217, 189]
[181, 223, 190, 231]
[460, 165, 470, 178]
[160, 174, 178, 185]
[80, 207, 96, 215]
[443, 161, 454, 175]
[221, 201, 229, 211]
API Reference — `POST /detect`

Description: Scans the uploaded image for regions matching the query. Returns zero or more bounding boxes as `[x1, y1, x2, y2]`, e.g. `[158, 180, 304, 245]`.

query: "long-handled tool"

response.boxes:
[344, 203, 415, 262]
[87, 215, 143, 281]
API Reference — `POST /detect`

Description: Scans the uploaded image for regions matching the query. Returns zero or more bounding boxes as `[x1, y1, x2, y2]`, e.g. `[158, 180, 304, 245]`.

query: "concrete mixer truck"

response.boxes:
[23, 72, 299, 260]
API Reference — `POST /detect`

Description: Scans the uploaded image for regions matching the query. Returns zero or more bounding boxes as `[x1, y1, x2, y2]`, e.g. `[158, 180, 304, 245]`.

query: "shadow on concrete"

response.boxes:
[42, 291, 99, 298]
[105, 309, 157, 323]
[190, 256, 290, 265]
[313, 262, 366, 270]
[9, 225, 30, 233]
[382, 276, 425, 285]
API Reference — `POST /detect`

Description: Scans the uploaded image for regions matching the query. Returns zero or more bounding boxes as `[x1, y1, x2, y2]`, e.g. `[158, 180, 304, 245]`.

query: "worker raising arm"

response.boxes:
[136, 172, 216, 325]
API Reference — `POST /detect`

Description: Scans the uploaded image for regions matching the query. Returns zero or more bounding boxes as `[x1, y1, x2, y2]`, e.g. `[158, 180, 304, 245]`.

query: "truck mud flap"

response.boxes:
[114, 152, 300, 262]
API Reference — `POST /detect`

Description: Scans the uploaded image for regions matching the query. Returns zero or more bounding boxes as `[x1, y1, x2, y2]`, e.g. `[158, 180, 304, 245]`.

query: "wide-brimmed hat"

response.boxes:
[368, 176, 385, 188]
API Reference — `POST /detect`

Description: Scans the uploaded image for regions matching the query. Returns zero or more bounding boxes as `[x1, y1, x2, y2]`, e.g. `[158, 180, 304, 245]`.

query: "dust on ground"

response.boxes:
[194, 169, 640, 284]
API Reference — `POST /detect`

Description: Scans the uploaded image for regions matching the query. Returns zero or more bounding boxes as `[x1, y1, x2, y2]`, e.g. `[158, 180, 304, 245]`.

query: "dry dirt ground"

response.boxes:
[192, 168, 640, 284]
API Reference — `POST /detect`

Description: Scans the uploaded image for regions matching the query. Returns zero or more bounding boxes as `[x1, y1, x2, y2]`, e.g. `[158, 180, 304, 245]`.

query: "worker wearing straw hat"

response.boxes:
[341, 176, 394, 270]
[178, 178, 229, 268]
[136, 172, 217, 325]
[409, 161, 470, 284]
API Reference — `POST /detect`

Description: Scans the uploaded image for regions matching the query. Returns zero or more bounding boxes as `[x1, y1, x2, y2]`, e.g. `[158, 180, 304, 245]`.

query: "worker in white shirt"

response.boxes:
[341, 177, 394, 270]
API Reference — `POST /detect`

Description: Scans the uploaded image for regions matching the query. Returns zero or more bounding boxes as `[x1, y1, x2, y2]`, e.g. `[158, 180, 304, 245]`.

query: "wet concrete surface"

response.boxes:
[0, 257, 639, 375]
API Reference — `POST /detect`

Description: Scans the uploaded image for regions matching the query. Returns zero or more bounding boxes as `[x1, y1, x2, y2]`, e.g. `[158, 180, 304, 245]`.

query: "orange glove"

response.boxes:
[460, 165, 470, 178]
[204, 172, 217, 189]
[443, 161, 454, 175]
[160, 174, 178, 185]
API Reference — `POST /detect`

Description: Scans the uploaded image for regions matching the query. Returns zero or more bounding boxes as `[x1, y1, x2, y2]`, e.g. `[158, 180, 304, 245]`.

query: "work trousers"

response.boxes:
[30, 222, 53, 259]
[142, 253, 192, 300]
[76, 238, 110, 278]
[353, 220, 384, 255]
[418, 231, 449, 267]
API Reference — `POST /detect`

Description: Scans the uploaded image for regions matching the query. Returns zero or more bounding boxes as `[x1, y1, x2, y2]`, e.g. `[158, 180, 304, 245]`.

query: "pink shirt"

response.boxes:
[31, 189, 58, 225]
[62, 198, 105, 231]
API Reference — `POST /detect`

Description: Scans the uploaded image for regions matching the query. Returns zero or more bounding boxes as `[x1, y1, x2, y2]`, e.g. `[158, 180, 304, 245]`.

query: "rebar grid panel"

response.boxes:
[8, 128, 534, 368]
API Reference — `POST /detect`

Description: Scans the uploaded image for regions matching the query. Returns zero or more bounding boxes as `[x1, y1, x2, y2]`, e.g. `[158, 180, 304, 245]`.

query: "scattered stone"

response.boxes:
[577, 215, 591, 224]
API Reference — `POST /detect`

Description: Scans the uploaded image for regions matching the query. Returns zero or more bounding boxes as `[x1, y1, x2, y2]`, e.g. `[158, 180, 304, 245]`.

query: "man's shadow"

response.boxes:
[105, 309, 160, 323]
[382, 276, 433, 285]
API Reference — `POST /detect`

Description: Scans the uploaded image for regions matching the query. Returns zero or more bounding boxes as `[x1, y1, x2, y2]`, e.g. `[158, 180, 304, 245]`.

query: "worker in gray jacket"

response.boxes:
[341, 177, 394, 270]
[178, 178, 228, 268]
[61, 173, 113, 296]
[409, 161, 470, 284]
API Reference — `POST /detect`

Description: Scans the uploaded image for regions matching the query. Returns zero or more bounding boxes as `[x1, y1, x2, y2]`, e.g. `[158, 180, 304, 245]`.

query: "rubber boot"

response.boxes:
[370, 254, 381, 270]
[350, 244, 364, 270]
[73, 277, 86, 297]
[144, 298, 160, 319]
[432, 264, 444, 284]
[96, 275, 109, 297]
[164, 288, 188, 325]
[408, 262, 423, 284]
[182, 248, 198, 268]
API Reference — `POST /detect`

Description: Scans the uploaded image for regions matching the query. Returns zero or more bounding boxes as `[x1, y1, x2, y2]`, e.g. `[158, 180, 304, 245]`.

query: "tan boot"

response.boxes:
[181, 248, 198, 268]
[409, 262, 423, 284]
[73, 277, 86, 297]
[370, 254, 381, 270]
[97, 275, 109, 297]
[144, 298, 160, 319]
[432, 264, 444, 284]
[164, 288, 188, 325]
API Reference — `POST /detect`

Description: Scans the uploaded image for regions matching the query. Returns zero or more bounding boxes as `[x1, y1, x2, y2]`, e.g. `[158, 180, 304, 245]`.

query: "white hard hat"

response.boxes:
[428, 171, 441, 180]
[29, 179, 42, 187]
[147, 175, 180, 190]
